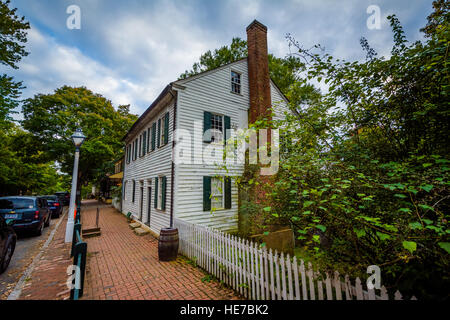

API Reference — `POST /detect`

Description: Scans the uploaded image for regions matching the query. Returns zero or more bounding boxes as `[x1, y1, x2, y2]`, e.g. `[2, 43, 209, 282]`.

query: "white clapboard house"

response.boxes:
[121, 20, 288, 234]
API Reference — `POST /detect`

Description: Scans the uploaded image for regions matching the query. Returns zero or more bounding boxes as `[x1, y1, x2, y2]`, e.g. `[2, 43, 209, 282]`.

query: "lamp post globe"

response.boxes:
[65, 127, 86, 243]
[72, 128, 86, 148]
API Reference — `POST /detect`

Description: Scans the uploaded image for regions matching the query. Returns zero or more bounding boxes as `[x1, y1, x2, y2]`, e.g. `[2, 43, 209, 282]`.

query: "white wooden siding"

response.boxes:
[173, 59, 250, 232]
[123, 58, 289, 235]
[122, 101, 174, 235]
[270, 79, 289, 121]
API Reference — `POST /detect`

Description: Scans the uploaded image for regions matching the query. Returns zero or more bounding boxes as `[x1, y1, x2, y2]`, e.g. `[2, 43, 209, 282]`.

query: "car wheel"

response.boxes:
[44, 214, 50, 227]
[35, 221, 44, 236]
[0, 237, 16, 274]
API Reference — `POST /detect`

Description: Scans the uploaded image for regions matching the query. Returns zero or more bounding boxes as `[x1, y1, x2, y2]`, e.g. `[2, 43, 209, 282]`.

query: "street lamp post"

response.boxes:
[64, 128, 86, 243]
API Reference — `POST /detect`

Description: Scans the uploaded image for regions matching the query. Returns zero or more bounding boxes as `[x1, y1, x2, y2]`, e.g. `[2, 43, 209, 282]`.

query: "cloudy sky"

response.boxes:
[3, 0, 434, 117]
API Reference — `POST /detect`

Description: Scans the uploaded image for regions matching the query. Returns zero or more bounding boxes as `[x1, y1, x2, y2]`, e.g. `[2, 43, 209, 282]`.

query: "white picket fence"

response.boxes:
[174, 218, 416, 300]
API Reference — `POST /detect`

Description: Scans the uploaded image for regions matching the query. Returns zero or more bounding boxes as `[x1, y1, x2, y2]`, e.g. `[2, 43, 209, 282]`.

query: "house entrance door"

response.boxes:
[146, 187, 151, 226]
[139, 186, 143, 221]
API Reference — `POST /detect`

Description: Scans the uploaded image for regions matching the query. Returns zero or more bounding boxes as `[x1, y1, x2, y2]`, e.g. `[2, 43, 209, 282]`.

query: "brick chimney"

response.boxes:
[239, 20, 273, 237]
[246, 20, 271, 124]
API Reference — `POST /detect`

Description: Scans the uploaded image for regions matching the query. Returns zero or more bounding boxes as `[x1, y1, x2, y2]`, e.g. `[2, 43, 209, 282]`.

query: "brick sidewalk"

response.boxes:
[18, 210, 72, 300]
[81, 201, 242, 300]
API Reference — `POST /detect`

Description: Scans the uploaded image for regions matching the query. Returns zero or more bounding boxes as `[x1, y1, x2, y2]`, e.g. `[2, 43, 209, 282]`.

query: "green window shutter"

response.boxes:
[139, 135, 142, 157]
[157, 118, 161, 148]
[147, 128, 151, 153]
[161, 176, 167, 210]
[154, 178, 158, 209]
[134, 139, 138, 159]
[224, 177, 231, 209]
[151, 122, 156, 151]
[203, 176, 211, 211]
[224, 115, 231, 145]
[132, 180, 135, 202]
[203, 111, 212, 143]
[143, 131, 147, 155]
[164, 112, 169, 145]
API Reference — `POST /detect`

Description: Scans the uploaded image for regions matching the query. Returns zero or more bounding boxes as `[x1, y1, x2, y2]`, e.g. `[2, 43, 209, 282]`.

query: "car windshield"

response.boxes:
[42, 196, 57, 201]
[0, 198, 34, 209]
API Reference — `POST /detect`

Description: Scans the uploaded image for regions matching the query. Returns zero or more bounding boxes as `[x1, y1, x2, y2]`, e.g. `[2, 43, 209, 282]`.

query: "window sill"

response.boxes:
[211, 207, 226, 211]
[158, 142, 168, 149]
[230, 91, 243, 96]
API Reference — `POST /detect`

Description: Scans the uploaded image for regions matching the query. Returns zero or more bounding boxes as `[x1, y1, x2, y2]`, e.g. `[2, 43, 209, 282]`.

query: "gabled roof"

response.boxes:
[174, 58, 248, 85]
[123, 57, 290, 142]
[122, 84, 173, 142]
[270, 78, 289, 104]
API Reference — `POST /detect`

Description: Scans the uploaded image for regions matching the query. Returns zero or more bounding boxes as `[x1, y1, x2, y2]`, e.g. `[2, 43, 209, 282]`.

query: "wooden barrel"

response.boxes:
[158, 228, 179, 261]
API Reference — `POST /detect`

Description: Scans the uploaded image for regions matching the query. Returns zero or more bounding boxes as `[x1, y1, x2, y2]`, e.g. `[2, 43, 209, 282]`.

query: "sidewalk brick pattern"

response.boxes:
[82, 201, 242, 300]
[19, 212, 72, 300]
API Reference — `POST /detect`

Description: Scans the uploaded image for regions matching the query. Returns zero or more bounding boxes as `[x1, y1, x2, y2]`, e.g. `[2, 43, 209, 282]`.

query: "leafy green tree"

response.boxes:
[260, 3, 449, 299]
[200, 2, 448, 300]
[178, 37, 313, 102]
[0, 124, 66, 195]
[0, 0, 29, 126]
[179, 37, 248, 79]
[21, 86, 138, 187]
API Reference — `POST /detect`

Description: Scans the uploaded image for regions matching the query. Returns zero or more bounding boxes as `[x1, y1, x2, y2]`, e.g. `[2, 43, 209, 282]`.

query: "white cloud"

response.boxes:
[4, 0, 433, 120]
[6, 27, 156, 115]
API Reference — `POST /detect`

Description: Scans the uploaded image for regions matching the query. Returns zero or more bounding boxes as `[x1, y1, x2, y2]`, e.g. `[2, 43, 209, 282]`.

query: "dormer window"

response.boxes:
[231, 71, 241, 94]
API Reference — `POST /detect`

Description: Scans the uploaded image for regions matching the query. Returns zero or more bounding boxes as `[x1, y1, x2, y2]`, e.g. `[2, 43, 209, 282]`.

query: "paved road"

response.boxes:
[0, 208, 67, 299]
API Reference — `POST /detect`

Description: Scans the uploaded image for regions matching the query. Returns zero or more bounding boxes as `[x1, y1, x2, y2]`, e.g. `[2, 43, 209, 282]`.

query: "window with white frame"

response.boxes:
[231, 71, 241, 94]
[211, 177, 224, 209]
[210, 113, 223, 143]
[160, 117, 166, 146]
[147, 127, 151, 153]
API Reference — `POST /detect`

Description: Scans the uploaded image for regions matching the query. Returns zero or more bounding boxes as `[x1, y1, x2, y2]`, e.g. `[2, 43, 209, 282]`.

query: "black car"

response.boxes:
[0, 196, 51, 236]
[41, 195, 62, 218]
[0, 215, 16, 274]
[55, 191, 70, 206]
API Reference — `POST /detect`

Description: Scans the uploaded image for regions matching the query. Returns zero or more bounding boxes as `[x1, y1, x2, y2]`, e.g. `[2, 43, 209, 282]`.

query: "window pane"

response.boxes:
[212, 196, 223, 209]
[211, 178, 223, 209]
[231, 71, 241, 94]
[158, 177, 163, 209]
[210, 114, 223, 142]
[160, 118, 165, 145]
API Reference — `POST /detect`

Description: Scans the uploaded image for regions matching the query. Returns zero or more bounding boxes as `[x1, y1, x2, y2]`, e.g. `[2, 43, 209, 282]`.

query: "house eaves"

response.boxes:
[122, 84, 173, 142]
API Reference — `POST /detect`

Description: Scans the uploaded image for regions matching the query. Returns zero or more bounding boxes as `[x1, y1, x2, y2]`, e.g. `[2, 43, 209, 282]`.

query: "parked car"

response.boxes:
[41, 195, 62, 218]
[55, 191, 70, 206]
[0, 215, 16, 274]
[0, 196, 51, 236]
